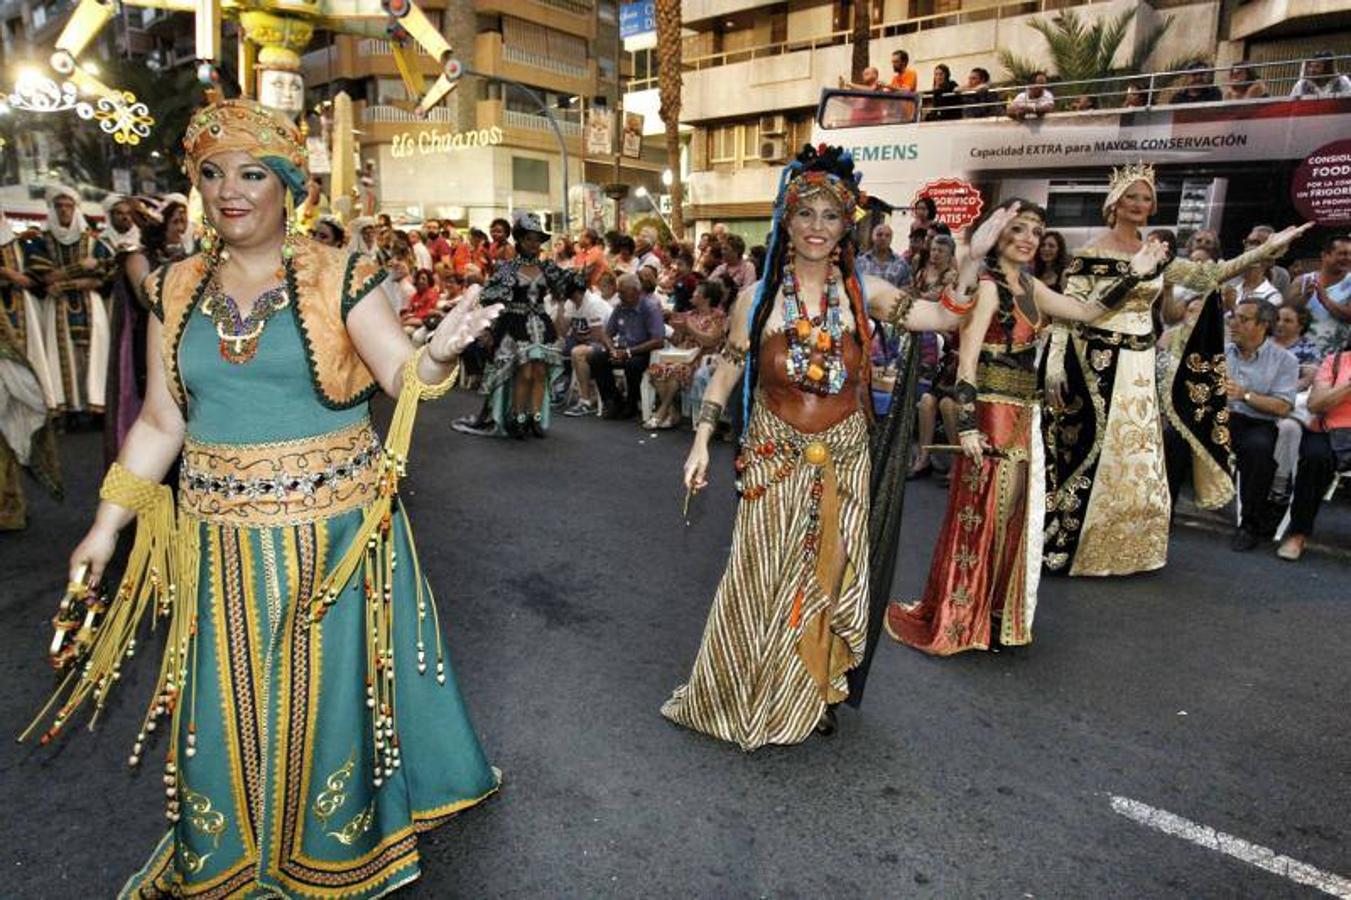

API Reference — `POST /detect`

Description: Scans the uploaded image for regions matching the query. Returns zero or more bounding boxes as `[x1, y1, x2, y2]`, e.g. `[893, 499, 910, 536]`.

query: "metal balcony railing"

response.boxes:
[362, 105, 456, 124]
[504, 108, 582, 136]
[502, 45, 589, 80]
[816, 53, 1351, 128]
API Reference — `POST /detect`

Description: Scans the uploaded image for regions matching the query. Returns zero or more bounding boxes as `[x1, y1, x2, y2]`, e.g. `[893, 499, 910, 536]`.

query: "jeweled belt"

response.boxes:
[179, 420, 382, 527]
[976, 360, 1039, 403]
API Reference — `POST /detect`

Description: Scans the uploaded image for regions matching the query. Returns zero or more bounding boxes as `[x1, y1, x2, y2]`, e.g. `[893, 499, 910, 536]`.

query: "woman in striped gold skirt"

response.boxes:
[663, 145, 968, 750]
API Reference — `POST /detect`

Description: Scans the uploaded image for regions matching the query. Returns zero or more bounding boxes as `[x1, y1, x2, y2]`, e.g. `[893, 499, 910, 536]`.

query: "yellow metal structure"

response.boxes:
[32, 0, 460, 143]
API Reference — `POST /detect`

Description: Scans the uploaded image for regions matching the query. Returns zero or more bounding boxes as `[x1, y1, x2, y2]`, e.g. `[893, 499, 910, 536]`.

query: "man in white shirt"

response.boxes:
[560, 272, 618, 415]
[408, 229, 433, 272]
[1008, 72, 1055, 120]
[1290, 52, 1351, 98]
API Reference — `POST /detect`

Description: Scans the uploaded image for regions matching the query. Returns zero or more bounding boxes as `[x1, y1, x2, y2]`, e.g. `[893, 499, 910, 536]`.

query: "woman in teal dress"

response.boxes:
[29, 99, 502, 898]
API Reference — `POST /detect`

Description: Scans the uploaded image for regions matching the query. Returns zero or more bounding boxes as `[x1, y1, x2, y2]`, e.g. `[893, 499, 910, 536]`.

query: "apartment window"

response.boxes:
[513, 157, 551, 193]
[598, 56, 616, 81]
[598, 0, 617, 23]
[709, 125, 739, 164]
[740, 121, 761, 160]
[503, 17, 587, 70]
[375, 78, 407, 103]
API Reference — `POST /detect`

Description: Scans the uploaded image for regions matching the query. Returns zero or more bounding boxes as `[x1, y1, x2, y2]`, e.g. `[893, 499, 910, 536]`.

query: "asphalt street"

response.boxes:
[2, 392, 1347, 898]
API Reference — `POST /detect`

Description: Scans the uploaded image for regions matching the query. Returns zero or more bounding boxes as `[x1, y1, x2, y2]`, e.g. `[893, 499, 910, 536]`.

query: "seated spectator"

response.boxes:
[1238, 225, 1291, 295]
[635, 227, 663, 272]
[575, 227, 610, 287]
[1224, 257, 1282, 307]
[609, 233, 638, 274]
[1274, 303, 1323, 383]
[662, 250, 703, 312]
[1224, 62, 1269, 100]
[1219, 300, 1298, 550]
[856, 222, 912, 289]
[709, 234, 757, 292]
[961, 67, 997, 118]
[697, 239, 723, 277]
[925, 64, 962, 121]
[1185, 228, 1220, 262]
[1007, 71, 1055, 120]
[1122, 82, 1150, 108]
[553, 235, 576, 267]
[557, 278, 616, 417]
[1068, 93, 1099, 111]
[913, 329, 960, 480]
[591, 273, 665, 420]
[1170, 61, 1223, 104]
[1268, 302, 1323, 504]
[400, 268, 442, 332]
[914, 234, 958, 300]
[1290, 51, 1351, 98]
[903, 225, 928, 267]
[468, 227, 491, 273]
[1285, 234, 1351, 355]
[408, 228, 433, 271]
[645, 281, 727, 429]
[1277, 343, 1351, 560]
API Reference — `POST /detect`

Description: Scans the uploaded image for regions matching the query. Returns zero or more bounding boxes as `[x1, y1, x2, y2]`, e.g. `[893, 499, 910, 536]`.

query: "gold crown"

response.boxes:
[1108, 161, 1156, 194]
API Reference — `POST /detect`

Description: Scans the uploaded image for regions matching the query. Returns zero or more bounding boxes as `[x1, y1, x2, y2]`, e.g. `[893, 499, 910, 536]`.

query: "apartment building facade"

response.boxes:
[677, 0, 1351, 242]
[302, 0, 669, 230]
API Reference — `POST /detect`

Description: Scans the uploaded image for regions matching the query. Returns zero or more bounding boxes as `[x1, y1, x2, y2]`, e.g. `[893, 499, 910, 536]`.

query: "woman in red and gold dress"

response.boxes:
[886, 200, 1169, 654]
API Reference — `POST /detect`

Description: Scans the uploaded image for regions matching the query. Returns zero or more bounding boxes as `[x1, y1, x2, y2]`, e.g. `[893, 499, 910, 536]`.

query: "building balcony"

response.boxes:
[678, 0, 1192, 122]
[473, 0, 597, 40]
[681, 0, 768, 28]
[1229, 0, 1351, 40]
[473, 31, 596, 99]
[301, 35, 442, 87]
[475, 98, 584, 155]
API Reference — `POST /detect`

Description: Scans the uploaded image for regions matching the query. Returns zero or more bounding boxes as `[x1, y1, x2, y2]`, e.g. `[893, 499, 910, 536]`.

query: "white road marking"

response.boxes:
[1109, 795, 1351, 898]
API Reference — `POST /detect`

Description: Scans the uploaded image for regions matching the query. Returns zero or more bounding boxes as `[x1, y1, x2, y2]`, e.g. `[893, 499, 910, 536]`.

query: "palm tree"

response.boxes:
[998, 8, 1183, 104]
[655, 0, 684, 238]
[851, 0, 871, 83]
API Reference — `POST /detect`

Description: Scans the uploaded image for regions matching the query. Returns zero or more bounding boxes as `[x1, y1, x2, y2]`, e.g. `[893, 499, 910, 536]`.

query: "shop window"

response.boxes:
[513, 157, 551, 193]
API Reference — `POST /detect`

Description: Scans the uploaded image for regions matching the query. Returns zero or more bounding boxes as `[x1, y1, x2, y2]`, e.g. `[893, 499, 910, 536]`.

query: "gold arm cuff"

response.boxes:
[404, 346, 459, 400]
[889, 289, 918, 329]
[99, 462, 172, 515]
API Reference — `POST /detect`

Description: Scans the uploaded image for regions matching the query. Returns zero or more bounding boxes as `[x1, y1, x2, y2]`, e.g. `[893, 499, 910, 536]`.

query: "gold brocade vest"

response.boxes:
[145, 238, 386, 411]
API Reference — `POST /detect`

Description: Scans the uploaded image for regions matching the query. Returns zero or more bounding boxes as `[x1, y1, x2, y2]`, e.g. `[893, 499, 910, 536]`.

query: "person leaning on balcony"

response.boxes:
[1223, 62, 1269, 100]
[959, 67, 997, 118]
[925, 64, 962, 121]
[1169, 61, 1222, 104]
[1007, 72, 1055, 120]
[1290, 51, 1351, 98]
[1122, 81, 1150, 108]
[887, 49, 918, 93]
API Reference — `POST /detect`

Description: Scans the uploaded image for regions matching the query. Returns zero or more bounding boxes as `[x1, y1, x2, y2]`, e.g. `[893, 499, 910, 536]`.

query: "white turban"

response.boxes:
[44, 184, 89, 246]
[99, 193, 141, 253]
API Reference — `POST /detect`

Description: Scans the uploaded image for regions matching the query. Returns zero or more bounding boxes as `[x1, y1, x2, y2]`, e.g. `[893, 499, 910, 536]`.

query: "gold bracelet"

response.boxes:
[696, 399, 724, 428]
[99, 462, 171, 514]
[404, 346, 459, 400]
[889, 289, 917, 329]
[719, 344, 747, 367]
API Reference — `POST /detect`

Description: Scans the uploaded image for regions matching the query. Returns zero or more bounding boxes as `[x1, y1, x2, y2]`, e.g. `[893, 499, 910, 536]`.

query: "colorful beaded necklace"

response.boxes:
[781, 257, 846, 395]
[199, 272, 291, 365]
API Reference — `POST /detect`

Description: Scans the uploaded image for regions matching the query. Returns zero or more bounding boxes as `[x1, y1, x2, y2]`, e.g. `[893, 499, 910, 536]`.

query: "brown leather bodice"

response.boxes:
[755, 330, 866, 434]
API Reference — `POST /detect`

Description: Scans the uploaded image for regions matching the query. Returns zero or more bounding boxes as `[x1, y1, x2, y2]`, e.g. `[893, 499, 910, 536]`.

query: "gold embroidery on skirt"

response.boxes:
[314, 746, 357, 829]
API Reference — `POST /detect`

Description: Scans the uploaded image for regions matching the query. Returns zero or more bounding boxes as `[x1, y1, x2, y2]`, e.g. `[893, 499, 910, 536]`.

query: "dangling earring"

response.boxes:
[829, 245, 841, 267]
[201, 222, 223, 267]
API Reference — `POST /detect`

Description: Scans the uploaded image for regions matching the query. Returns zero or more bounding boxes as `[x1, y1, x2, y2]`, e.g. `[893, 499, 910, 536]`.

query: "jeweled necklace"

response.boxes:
[782, 257, 845, 395]
[200, 264, 290, 365]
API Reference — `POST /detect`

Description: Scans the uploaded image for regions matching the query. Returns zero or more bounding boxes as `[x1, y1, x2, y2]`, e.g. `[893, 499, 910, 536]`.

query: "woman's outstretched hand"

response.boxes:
[1130, 239, 1170, 276]
[427, 291, 500, 363]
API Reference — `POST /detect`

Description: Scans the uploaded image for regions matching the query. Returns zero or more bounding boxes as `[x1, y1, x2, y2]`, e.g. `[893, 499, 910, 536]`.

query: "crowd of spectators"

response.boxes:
[842, 47, 1349, 124]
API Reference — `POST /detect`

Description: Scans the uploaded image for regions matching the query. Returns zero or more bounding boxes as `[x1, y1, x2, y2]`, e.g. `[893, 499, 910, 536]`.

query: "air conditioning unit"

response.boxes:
[759, 136, 788, 162]
[759, 114, 787, 135]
